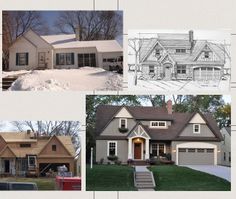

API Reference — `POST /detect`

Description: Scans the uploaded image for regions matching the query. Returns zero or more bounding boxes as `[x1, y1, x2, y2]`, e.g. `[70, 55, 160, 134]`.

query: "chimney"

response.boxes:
[27, 129, 31, 134]
[75, 27, 80, 41]
[189, 30, 194, 52]
[166, 100, 172, 114]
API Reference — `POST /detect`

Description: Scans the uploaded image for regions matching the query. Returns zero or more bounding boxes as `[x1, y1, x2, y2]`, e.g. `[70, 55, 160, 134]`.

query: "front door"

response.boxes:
[164, 66, 171, 80]
[134, 143, 142, 159]
[38, 52, 46, 66]
[4, 160, 10, 173]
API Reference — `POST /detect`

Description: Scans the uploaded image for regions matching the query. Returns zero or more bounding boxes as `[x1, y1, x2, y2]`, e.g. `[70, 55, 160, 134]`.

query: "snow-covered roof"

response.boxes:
[41, 34, 122, 52]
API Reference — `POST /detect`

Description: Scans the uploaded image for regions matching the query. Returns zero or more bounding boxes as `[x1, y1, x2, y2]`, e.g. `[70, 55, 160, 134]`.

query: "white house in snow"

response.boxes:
[8, 29, 122, 71]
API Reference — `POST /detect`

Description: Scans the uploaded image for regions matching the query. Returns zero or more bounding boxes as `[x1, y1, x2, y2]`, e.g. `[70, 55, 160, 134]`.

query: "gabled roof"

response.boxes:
[41, 34, 122, 52]
[95, 105, 171, 135]
[0, 145, 16, 157]
[139, 31, 225, 65]
[0, 132, 75, 157]
[96, 105, 223, 141]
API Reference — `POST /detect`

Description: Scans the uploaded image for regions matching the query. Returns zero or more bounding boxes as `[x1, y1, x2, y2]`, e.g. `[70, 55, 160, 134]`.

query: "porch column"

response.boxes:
[51, 49, 54, 69]
[128, 138, 132, 159]
[145, 138, 150, 159]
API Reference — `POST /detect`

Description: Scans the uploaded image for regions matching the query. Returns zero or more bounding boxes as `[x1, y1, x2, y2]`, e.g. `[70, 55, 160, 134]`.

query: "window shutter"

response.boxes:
[56, 54, 59, 65]
[16, 53, 19, 65]
[71, 53, 74, 65]
[26, 53, 29, 65]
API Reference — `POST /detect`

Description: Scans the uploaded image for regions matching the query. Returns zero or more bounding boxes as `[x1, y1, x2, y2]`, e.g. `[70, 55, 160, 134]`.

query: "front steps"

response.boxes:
[134, 171, 156, 190]
[2, 76, 18, 90]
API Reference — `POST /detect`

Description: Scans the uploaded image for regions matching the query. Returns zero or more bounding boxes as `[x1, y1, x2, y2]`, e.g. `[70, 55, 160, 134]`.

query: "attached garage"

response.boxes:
[178, 148, 215, 165]
[193, 67, 221, 81]
[176, 142, 217, 165]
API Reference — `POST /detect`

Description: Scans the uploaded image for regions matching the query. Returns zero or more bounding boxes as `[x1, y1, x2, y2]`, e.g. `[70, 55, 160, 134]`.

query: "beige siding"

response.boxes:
[96, 140, 128, 163]
[171, 141, 221, 165]
[9, 37, 37, 70]
[9, 33, 53, 70]
[100, 118, 136, 137]
[220, 128, 231, 166]
[179, 124, 215, 137]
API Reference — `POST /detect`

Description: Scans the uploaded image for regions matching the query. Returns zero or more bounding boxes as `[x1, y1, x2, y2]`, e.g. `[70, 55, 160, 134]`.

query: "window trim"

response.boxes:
[193, 124, 201, 134]
[177, 65, 186, 74]
[176, 49, 186, 53]
[27, 155, 37, 167]
[119, 118, 127, 129]
[52, 144, 57, 151]
[56, 53, 74, 65]
[107, 141, 117, 156]
[150, 121, 167, 129]
[16, 52, 28, 66]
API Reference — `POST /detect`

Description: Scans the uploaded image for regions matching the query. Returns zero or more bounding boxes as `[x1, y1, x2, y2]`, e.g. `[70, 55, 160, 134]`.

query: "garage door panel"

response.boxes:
[193, 67, 221, 81]
[178, 148, 214, 165]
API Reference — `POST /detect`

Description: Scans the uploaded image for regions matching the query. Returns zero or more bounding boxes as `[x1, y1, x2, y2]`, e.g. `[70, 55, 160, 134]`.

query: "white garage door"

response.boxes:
[178, 148, 215, 165]
[194, 67, 220, 81]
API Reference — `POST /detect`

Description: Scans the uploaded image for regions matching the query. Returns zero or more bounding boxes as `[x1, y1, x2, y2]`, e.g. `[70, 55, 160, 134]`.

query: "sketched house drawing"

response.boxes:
[139, 30, 227, 81]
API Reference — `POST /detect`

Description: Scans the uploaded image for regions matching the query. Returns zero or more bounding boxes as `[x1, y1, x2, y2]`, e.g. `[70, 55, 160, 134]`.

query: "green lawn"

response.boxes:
[0, 177, 55, 190]
[86, 164, 136, 191]
[149, 165, 231, 191]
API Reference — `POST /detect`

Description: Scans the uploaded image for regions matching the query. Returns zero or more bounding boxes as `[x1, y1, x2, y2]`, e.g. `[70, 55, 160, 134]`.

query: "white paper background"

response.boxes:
[0, 0, 235, 198]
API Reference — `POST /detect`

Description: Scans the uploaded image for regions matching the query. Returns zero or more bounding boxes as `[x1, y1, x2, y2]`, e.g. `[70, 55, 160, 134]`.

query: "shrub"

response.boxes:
[150, 156, 161, 165]
[118, 127, 129, 133]
[99, 158, 104, 164]
[115, 160, 122, 165]
[127, 159, 133, 165]
[107, 155, 118, 162]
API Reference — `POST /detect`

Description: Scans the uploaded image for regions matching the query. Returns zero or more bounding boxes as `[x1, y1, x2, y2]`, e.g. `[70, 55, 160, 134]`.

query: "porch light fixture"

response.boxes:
[137, 138, 140, 142]
[217, 150, 221, 153]
[172, 149, 176, 153]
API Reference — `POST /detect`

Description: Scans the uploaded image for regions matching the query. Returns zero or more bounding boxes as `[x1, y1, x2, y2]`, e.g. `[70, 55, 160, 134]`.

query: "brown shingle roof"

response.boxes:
[96, 105, 223, 141]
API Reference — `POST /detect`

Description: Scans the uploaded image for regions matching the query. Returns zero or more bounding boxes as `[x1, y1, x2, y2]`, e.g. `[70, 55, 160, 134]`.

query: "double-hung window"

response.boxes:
[193, 124, 200, 134]
[177, 65, 186, 74]
[107, 141, 117, 156]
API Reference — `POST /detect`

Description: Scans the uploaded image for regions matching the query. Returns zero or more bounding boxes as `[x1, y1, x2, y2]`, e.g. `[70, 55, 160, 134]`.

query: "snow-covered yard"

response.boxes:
[128, 71, 230, 92]
[3, 67, 123, 91]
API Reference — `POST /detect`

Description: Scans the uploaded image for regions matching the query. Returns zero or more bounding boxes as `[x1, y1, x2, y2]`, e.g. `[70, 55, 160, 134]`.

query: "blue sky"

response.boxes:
[38, 11, 123, 45]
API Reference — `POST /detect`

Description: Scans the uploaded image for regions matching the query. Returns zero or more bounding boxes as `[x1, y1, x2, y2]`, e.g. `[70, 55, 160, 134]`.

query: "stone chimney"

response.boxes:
[166, 100, 172, 114]
[189, 30, 194, 51]
[75, 27, 80, 41]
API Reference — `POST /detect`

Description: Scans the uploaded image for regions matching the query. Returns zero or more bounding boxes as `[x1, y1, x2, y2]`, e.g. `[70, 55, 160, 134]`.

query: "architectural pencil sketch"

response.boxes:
[128, 30, 231, 92]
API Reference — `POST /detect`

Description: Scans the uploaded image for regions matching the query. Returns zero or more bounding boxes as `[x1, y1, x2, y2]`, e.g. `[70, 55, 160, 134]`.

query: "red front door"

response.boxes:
[134, 143, 142, 159]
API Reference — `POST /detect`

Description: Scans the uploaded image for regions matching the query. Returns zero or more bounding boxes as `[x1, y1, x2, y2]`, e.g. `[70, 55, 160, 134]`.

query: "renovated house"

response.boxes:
[8, 29, 122, 71]
[220, 127, 231, 166]
[0, 131, 75, 176]
[139, 30, 226, 81]
[95, 101, 223, 165]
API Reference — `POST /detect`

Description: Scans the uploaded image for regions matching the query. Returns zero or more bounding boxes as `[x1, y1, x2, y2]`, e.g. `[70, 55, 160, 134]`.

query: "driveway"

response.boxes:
[183, 165, 231, 182]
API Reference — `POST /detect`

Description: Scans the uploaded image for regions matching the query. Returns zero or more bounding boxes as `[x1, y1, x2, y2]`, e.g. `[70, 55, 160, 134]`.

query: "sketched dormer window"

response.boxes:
[204, 51, 209, 58]
[150, 121, 167, 128]
[176, 49, 186, 53]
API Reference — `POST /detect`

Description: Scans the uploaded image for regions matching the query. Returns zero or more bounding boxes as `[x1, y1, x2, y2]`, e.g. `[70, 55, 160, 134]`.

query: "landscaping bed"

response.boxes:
[86, 164, 136, 191]
[149, 165, 231, 191]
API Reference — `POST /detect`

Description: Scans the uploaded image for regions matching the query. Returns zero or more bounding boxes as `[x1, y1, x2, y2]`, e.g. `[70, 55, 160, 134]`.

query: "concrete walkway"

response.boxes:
[135, 166, 149, 172]
[184, 165, 231, 182]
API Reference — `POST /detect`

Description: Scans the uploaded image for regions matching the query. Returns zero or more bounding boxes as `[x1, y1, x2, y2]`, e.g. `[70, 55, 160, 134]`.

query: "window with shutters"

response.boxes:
[16, 53, 28, 65]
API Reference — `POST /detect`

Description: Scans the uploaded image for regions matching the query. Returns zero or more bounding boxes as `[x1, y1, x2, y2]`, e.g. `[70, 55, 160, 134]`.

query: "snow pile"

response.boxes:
[2, 70, 31, 78]
[8, 67, 122, 91]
